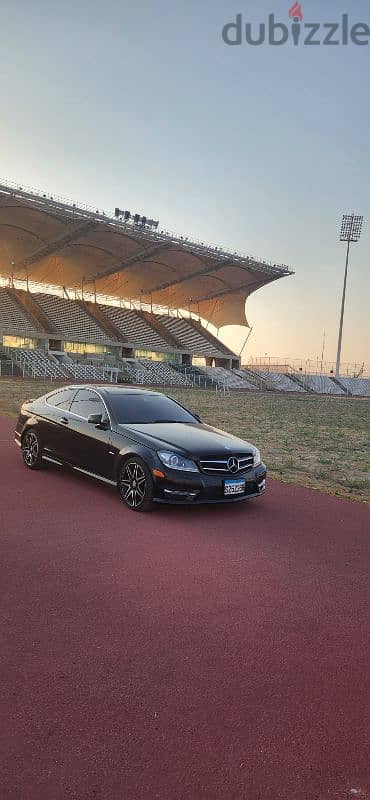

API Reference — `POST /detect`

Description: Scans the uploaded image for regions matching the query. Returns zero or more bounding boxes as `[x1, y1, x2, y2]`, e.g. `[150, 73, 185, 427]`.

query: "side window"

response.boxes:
[46, 389, 76, 411]
[70, 389, 105, 420]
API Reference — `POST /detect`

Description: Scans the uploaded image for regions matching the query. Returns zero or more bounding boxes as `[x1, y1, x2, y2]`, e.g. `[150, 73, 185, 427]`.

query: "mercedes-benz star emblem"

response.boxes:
[227, 457, 239, 474]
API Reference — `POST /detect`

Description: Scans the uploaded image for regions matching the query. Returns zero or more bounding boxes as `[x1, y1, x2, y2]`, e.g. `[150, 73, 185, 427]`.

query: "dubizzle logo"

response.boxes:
[222, 3, 370, 46]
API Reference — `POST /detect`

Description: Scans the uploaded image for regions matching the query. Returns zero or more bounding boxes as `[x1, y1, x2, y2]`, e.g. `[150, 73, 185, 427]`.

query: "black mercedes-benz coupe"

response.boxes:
[15, 385, 267, 512]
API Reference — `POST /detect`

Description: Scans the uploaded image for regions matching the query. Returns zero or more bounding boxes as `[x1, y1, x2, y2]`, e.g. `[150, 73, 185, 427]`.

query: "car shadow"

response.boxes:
[45, 462, 263, 521]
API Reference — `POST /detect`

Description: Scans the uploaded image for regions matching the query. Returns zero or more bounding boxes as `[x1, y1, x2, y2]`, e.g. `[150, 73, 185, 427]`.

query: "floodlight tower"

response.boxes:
[335, 213, 364, 377]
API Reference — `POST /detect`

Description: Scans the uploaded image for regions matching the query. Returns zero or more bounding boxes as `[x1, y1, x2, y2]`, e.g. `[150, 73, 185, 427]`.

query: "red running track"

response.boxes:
[0, 416, 369, 800]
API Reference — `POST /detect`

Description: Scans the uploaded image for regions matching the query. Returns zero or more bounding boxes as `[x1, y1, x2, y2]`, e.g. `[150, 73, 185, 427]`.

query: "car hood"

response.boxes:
[117, 422, 255, 457]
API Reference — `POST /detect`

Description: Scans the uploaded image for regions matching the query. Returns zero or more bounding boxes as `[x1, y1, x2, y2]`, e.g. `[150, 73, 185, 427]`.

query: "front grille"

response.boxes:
[199, 454, 254, 475]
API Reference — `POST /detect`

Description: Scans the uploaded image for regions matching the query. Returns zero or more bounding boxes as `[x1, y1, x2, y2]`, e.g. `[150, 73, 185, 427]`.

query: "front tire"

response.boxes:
[118, 457, 154, 512]
[21, 429, 44, 470]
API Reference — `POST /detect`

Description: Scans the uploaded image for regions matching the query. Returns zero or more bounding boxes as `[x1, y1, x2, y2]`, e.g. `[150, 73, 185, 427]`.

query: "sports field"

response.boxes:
[1, 378, 368, 503]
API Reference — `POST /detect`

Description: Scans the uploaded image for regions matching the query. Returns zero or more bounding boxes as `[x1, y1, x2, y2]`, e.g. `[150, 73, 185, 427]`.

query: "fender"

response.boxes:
[114, 443, 158, 481]
[16, 413, 40, 436]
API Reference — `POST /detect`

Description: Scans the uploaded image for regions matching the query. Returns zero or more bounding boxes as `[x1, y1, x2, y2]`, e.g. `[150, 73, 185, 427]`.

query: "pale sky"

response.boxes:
[0, 0, 369, 368]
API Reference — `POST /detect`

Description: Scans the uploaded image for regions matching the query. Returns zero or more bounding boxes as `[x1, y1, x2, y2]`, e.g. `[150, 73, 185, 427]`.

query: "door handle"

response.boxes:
[60, 417, 69, 425]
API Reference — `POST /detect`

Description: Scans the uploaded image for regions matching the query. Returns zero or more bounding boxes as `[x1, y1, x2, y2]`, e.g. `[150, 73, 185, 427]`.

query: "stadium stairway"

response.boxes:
[99, 305, 171, 352]
[137, 359, 192, 386]
[155, 315, 229, 359]
[139, 311, 182, 350]
[331, 376, 352, 396]
[189, 319, 234, 358]
[247, 369, 307, 393]
[80, 300, 123, 343]
[292, 373, 345, 395]
[33, 293, 114, 344]
[201, 367, 256, 390]
[176, 365, 218, 389]
[0, 347, 22, 377]
[233, 369, 265, 391]
[123, 360, 155, 385]
[333, 376, 370, 397]
[12, 289, 56, 334]
[237, 369, 269, 391]
[0, 287, 41, 338]
[285, 372, 316, 393]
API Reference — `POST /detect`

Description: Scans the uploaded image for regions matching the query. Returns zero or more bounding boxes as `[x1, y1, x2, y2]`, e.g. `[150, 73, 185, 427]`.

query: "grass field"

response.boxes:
[1, 378, 369, 504]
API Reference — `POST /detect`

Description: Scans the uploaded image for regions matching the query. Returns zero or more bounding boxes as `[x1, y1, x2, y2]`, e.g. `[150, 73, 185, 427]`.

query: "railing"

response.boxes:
[248, 356, 369, 379]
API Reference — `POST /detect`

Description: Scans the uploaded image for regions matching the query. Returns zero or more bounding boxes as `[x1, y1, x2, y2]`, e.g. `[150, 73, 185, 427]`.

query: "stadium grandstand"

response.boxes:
[0, 179, 369, 397]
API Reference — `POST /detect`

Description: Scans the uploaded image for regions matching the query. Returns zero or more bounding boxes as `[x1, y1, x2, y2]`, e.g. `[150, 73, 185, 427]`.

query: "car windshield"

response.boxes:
[108, 393, 198, 424]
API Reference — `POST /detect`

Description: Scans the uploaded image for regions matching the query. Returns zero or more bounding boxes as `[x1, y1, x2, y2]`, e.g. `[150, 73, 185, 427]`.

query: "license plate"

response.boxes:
[224, 479, 246, 496]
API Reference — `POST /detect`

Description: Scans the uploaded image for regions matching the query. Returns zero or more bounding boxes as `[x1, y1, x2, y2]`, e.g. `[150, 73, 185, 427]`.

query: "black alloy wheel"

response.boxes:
[118, 457, 154, 512]
[22, 429, 44, 470]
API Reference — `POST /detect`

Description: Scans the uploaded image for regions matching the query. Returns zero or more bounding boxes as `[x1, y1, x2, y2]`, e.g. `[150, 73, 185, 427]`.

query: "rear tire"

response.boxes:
[21, 429, 44, 470]
[118, 457, 154, 512]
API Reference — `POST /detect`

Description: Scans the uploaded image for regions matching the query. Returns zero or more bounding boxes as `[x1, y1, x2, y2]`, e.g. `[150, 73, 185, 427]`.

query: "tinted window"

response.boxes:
[108, 393, 197, 424]
[46, 389, 76, 411]
[70, 389, 105, 420]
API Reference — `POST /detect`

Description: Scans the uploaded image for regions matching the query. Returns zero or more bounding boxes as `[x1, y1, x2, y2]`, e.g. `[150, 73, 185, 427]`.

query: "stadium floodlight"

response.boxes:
[335, 212, 364, 377]
[340, 214, 363, 243]
[114, 206, 159, 229]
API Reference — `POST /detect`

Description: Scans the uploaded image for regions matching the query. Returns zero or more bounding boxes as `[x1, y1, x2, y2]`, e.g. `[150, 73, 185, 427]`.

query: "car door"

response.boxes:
[42, 388, 78, 461]
[66, 388, 115, 480]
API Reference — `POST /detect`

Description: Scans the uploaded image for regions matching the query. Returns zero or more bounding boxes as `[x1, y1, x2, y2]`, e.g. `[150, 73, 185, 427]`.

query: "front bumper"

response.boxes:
[152, 463, 267, 505]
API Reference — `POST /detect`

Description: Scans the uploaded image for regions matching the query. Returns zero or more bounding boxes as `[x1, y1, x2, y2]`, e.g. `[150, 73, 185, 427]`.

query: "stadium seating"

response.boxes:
[293, 374, 345, 395]
[34, 294, 111, 342]
[201, 367, 257, 390]
[137, 359, 192, 386]
[122, 360, 154, 385]
[335, 377, 370, 397]
[0, 288, 39, 336]
[10, 348, 67, 379]
[156, 315, 226, 357]
[249, 370, 307, 393]
[1, 288, 368, 396]
[121, 359, 190, 386]
[176, 365, 219, 389]
[99, 305, 170, 350]
[62, 361, 105, 381]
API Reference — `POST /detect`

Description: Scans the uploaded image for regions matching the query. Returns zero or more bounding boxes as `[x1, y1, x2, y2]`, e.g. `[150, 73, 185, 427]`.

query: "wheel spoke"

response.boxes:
[23, 433, 39, 466]
[124, 486, 134, 502]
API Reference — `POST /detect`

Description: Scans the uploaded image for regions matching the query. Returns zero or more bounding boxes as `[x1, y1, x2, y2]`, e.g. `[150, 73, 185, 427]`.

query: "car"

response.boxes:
[15, 385, 267, 512]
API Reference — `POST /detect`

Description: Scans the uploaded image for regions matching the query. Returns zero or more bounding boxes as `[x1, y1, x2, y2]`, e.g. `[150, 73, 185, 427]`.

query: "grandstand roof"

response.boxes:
[0, 180, 293, 327]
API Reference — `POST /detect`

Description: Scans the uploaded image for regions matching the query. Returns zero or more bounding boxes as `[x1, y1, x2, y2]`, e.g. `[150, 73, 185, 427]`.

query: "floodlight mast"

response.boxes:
[335, 213, 364, 378]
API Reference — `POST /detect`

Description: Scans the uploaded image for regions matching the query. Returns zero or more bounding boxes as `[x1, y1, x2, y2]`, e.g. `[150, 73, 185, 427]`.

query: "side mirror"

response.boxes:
[88, 413, 110, 430]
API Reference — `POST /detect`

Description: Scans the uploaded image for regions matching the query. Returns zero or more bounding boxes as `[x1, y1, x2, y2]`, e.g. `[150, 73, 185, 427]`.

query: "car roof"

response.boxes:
[52, 385, 160, 396]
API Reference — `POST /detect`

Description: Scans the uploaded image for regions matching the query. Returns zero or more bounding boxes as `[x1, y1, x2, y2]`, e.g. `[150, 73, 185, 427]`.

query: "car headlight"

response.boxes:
[158, 451, 199, 473]
[253, 447, 261, 467]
